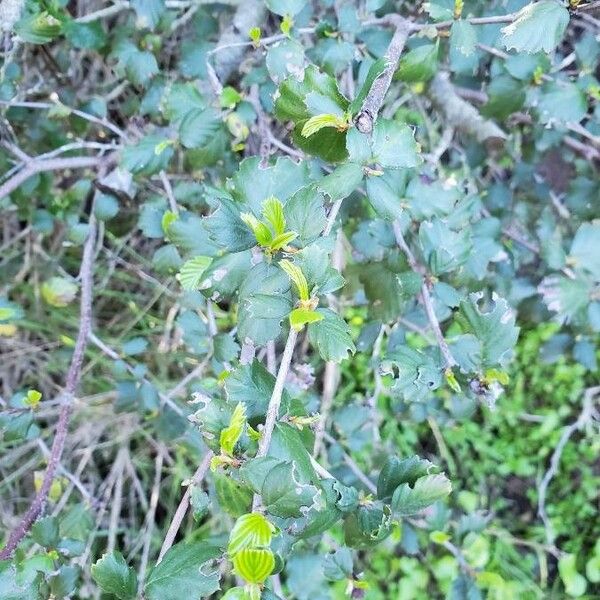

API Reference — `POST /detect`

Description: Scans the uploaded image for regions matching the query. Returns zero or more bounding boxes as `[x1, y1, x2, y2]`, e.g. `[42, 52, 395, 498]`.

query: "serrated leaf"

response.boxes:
[178, 256, 213, 291]
[214, 473, 253, 517]
[391, 473, 452, 516]
[220, 402, 247, 456]
[284, 186, 327, 245]
[41, 277, 78, 308]
[270, 231, 298, 251]
[380, 347, 442, 402]
[457, 292, 519, 369]
[144, 543, 221, 600]
[569, 223, 600, 280]
[308, 308, 355, 362]
[228, 513, 276, 556]
[501, 0, 569, 54]
[450, 20, 477, 57]
[232, 548, 275, 584]
[91, 552, 136, 600]
[261, 461, 320, 518]
[377, 455, 437, 502]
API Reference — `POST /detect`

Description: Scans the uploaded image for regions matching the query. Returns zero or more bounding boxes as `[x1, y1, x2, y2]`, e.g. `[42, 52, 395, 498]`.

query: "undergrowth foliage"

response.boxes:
[0, 0, 599, 598]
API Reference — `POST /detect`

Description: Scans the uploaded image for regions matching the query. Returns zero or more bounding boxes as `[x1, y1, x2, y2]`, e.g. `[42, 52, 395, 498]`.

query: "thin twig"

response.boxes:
[159, 170, 178, 215]
[138, 450, 164, 592]
[392, 222, 456, 369]
[0, 215, 97, 559]
[0, 154, 115, 200]
[537, 386, 599, 544]
[157, 451, 213, 563]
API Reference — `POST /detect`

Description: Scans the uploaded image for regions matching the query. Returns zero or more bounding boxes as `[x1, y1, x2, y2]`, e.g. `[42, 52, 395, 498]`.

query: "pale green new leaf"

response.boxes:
[228, 513, 276, 557]
[178, 256, 213, 290]
[220, 402, 247, 456]
[301, 114, 348, 138]
[262, 197, 286, 236]
[289, 307, 324, 331]
[232, 548, 275, 585]
[279, 260, 310, 301]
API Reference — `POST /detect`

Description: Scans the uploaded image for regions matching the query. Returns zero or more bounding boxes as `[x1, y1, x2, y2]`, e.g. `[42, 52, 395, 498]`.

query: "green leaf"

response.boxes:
[131, 0, 165, 29]
[279, 259, 310, 301]
[228, 513, 276, 556]
[261, 461, 320, 518]
[457, 292, 519, 369]
[308, 308, 355, 362]
[344, 505, 392, 548]
[15, 11, 62, 44]
[570, 223, 600, 280]
[0, 560, 41, 600]
[31, 516, 59, 548]
[537, 81, 587, 124]
[112, 39, 158, 86]
[121, 134, 174, 175]
[237, 263, 292, 346]
[377, 455, 437, 502]
[179, 108, 221, 149]
[178, 256, 213, 291]
[371, 119, 421, 169]
[391, 473, 452, 516]
[317, 163, 364, 201]
[262, 197, 286, 236]
[275, 66, 350, 162]
[63, 20, 106, 50]
[558, 554, 587, 597]
[144, 543, 221, 600]
[265, 0, 306, 16]
[284, 186, 327, 245]
[450, 20, 477, 57]
[301, 113, 348, 137]
[270, 231, 298, 251]
[289, 307, 324, 331]
[232, 548, 275, 584]
[380, 347, 442, 402]
[396, 43, 438, 83]
[214, 473, 253, 516]
[91, 552, 137, 600]
[220, 402, 247, 456]
[501, 0, 569, 54]
[419, 219, 472, 275]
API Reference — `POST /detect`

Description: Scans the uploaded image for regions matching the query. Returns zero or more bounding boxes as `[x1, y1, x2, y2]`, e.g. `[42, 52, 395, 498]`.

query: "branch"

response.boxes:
[0, 215, 97, 559]
[0, 154, 116, 200]
[256, 329, 298, 458]
[354, 16, 412, 134]
[537, 386, 600, 544]
[429, 72, 506, 146]
[392, 222, 456, 369]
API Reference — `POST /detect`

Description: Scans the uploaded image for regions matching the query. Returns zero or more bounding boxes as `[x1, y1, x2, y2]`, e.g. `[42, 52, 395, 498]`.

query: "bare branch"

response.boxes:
[0, 154, 116, 201]
[0, 215, 97, 559]
[157, 451, 213, 563]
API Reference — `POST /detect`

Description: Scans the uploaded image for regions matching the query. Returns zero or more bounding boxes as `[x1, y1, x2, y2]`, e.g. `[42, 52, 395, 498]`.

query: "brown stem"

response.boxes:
[0, 216, 97, 559]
